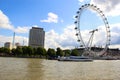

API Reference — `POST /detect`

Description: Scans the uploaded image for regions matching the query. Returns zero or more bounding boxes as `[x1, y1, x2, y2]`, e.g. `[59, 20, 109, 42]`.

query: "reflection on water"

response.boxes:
[0, 57, 120, 80]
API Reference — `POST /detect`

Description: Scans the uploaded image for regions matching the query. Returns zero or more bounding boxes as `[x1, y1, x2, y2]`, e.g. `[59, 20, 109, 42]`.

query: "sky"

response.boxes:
[0, 0, 120, 50]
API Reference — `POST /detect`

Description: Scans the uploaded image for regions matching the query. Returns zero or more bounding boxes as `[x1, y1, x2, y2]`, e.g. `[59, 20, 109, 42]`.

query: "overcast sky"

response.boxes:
[0, 0, 120, 49]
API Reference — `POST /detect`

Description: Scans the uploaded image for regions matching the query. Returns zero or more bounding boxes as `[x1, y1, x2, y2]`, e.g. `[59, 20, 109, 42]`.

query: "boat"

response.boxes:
[58, 56, 93, 62]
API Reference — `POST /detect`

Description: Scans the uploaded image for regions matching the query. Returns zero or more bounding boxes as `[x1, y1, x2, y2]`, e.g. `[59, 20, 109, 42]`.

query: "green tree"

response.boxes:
[36, 47, 46, 57]
[26, 46, 33, 56]
[0, 47, 10, 56]
[47, 48, 56, 58]
[56, 47, 64, 56]
[33, 48, 37, 56]
[0, 47, 4, 53]
[63, 49, 71, 56]
[22, 46, 28, 56]
[71, 49, 79, 56]
[22, 46, 34, 57]
[11, 48, 16, 55]
[15, 47, 23, 56]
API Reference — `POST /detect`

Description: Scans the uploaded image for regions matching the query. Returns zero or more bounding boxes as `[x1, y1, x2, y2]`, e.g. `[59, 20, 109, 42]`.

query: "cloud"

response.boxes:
[45, 23, 120, 50]
[40, 12, 58, 23]
[110, 23, 120, 45]
[45, 30, 60, 49]
[0, 10, 30, 34]
[0, 10, 14, 30]
[90, 0, 120, 16]
[109, 44, 120, 49]
[45, 24, 78, 49]
[78, 0, 85, 2]
[0, 35, 12, 45]
[14, 26, 30, 33]
[60, 25, 78, 48]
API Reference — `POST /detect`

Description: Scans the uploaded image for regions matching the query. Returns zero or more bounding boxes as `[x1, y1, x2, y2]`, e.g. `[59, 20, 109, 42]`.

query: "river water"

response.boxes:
[0, 57, 120, 80]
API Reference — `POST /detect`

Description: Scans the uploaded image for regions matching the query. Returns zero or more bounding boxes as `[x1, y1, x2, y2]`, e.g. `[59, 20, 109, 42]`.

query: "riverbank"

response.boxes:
[0, 53, 59, 60]
[1, 55, 120, 61]
[0, 55, 48, 59]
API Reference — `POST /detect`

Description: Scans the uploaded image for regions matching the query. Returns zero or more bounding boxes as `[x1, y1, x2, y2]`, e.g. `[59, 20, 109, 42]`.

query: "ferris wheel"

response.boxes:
[74, 4, 111, 57]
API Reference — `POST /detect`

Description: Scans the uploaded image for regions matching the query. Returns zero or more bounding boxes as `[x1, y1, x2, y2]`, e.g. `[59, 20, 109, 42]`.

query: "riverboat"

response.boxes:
[58, 56, 93, 62]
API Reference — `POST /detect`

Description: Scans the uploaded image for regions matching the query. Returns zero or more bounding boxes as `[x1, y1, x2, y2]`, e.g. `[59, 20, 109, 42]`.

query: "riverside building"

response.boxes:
[29, 27, 45, 48]
[4, 42, 12, 50]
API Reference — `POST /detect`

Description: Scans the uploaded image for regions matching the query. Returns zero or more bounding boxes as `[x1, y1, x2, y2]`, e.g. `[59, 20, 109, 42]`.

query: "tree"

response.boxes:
[0, 47, 10, 56]
[71, 49, 79, 56]
[26, 46, 34, 56]
[36, 47, 46, 57]
[22, 46, 28, 56]
[63, 49, 71, 56]
[33, 48, 37, 56]
[47, 48, 56, 58]
[4, 48, 11, 54]
[11, 48, 16, 55]
[15, 47, 23, 56]
[21, 46, 34, 57]
[56, 47, 64, 56]
[0, 47, 4, 53]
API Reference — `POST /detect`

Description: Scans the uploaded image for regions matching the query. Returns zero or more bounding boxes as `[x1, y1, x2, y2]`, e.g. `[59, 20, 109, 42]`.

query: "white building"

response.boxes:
[4, 42, 12, 50]
[29, 27, 45, 48]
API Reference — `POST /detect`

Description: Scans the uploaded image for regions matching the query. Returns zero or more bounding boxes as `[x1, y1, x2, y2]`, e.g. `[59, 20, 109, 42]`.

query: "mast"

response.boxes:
[12, 32, 15, 48]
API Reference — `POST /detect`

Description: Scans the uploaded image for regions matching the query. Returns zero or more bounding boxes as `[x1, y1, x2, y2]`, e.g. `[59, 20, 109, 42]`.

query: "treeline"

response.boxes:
[0, 46, 82, 59]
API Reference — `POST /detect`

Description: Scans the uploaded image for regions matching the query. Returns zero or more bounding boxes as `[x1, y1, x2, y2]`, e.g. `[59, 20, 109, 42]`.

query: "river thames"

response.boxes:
[0, 57, 120, 80]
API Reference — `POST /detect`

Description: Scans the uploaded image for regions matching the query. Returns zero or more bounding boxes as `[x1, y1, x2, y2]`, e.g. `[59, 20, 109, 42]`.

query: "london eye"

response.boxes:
[74, 4, 111, 57]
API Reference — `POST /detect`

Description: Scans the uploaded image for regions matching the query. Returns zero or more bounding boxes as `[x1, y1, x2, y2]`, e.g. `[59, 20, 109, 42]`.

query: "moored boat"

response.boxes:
[58, 56, 93, 62]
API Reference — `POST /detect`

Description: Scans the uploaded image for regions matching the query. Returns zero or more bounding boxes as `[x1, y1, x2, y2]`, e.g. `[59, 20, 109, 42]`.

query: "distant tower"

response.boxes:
[12, 32, 15, 48]
[29, 27, 45, 48]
